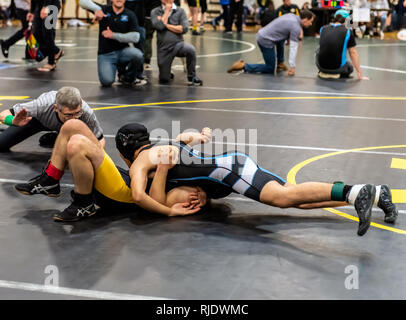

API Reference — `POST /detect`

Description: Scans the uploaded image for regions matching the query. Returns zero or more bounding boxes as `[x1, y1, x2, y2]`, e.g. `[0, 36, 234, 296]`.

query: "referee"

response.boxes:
[0, 87, 104, 152]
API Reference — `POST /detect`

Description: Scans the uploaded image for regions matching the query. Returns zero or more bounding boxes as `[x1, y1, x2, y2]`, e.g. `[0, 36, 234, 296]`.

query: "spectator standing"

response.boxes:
[1, 0, 30, 57]
[211, 0, 230, 31]
[0, 0, 11, 27]
[145, 0, 161, 68]
[27, 0, 64, 72]
[226, 0, 244, 33]
[370, 0, 390, 39]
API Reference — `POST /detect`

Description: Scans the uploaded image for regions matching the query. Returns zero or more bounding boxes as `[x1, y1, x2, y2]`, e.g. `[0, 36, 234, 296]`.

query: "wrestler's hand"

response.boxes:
[200, 127, 212, 144]
[169, 202, 201, 216]
[188, 187, 207, 208]
[13, 108, 32, 126]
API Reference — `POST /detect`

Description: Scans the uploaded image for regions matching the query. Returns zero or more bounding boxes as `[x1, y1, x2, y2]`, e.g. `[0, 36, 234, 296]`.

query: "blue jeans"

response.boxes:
[244, 41, 284, 75]
[97, 47, 144, 87]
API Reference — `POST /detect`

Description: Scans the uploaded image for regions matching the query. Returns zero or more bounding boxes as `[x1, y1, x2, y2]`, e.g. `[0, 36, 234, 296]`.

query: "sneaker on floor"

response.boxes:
[354, 184, 375, 236]
[54, 191, 96, 222]
[227, 59, 245, 73]
[380, 30, 385, 40]
[378, 185, 398, 223]
[15, 171, 61, 197]
[187, 76, 203, 86]
[135, 78, 148, 86]
[0, 40, 9, 58]
[118, 75, 134, 86]
[277, 62, 288, 72]
[318, 71, 340, 79]
[192, 30, 200, 36]
[39, 131, 58, 148]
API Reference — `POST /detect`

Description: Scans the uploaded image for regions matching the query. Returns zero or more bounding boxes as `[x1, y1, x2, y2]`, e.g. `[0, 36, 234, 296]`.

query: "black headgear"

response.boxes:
[115, 123, 151, 161]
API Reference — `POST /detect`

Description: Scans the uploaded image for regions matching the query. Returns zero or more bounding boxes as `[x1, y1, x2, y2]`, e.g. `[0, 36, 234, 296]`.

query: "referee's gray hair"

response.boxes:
[55, 87, 83, 110]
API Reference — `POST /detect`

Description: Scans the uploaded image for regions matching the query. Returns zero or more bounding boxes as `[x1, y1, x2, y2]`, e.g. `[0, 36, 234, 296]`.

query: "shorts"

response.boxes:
[187, 0, 207, 12]
[93, 152, 136, 210]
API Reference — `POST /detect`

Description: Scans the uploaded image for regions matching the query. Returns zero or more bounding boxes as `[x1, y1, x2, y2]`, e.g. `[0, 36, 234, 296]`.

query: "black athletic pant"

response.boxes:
[144, 17, 155, 64]
[3, 8, 29, 49]
[33, 13, 60, 65]
[0, 118, 50, 152]
[227, 0, 244, 32]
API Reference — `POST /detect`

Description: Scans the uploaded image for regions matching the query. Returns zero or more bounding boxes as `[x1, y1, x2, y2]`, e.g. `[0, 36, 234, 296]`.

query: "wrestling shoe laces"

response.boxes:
[15, 171, 60, 197]
[54, 191, 96, 222]
[378, 185, 398, 223]
[354, 184, 375, 236]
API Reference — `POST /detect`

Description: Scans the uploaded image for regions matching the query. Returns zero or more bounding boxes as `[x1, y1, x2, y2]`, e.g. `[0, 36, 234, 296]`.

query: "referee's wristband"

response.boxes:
[4, 115, 14, 126]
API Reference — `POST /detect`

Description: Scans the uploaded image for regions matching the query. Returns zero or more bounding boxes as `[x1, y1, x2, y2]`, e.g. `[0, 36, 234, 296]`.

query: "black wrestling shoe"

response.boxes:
[187, 76, 203, 86]
[0, 40, 9, 59]
[15, 171, 61, 197]
[39, 131, 58, 148]
[54, 191, 96, 222]
[354, 184, 375, 236]
[118, 74, 134, 86]
[378, 185, 398, 223]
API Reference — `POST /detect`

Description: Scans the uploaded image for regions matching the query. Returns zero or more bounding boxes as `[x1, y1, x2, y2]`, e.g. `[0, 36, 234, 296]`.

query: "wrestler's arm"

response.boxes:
[175, 127, 211, 147]
[149, 164, 169, 205]
[130, 150, 201, 216]
[150, 164, 206, 209]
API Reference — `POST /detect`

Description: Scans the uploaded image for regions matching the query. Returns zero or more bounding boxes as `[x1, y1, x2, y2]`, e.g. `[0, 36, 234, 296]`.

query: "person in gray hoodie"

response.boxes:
[151, 0, 203, 86]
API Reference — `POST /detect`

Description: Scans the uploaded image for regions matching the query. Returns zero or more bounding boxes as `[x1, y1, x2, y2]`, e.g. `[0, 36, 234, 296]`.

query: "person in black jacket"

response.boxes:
[27, 0, 64, 72]
[259, 0, 276, 26]
[144, 0, 161, 67]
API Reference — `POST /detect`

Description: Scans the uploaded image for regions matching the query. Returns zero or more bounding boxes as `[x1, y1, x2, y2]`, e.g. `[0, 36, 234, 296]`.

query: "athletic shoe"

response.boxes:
[378, 185, 398, 223]
[54, 191, 96, 222]
[0, 40, 9, 59]
[224, 30, 233, 34]
[187, 76, 203, 86]
[15, 171, 61, 197]
[135, 78, 148, 86]
[118, 74, 134, 86]
[211, 19, 217, 31]
[354, 184, 376, 236]
[227, 59, 245, 73]
[192, 30, 200, 36]
[39, 131, 58, 148]
[277, 62, 288, 72]
[380, 31, 385, 40]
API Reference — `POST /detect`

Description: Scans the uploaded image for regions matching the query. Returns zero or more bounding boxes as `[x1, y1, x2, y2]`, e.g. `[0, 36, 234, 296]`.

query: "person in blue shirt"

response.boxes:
[211, 0, 230, 31]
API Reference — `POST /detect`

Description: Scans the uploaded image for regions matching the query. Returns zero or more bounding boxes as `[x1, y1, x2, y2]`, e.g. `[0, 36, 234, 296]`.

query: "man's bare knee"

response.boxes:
[60, 119, 88, 136]
[66, 134, 89, 157]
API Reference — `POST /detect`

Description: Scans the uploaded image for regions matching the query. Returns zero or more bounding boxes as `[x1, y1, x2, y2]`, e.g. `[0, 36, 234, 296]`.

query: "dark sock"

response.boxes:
[72, 191, 94, 206]
[343, 185, 353, 202]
